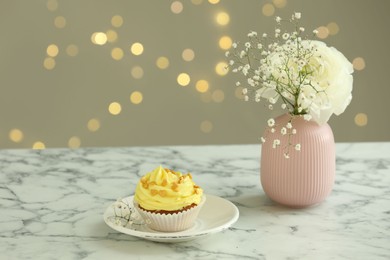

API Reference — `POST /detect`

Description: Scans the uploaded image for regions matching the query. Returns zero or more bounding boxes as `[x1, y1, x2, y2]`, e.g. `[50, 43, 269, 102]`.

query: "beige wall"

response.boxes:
[0, 0, 389, 149]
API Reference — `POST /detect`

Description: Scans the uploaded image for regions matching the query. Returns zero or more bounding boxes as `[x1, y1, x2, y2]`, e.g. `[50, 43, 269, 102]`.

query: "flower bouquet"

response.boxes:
[226, 13, 354, 207]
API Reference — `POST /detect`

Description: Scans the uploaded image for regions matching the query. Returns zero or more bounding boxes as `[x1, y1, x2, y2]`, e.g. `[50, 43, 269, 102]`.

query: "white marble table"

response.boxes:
[1, 143, 389, 259]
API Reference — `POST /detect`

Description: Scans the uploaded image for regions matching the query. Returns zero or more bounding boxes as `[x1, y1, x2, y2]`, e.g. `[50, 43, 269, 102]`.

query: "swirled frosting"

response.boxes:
[134, 166, 203, 211]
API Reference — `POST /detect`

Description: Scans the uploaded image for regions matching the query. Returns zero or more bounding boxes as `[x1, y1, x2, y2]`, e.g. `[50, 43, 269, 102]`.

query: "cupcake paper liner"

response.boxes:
[135, 196, 206, 232]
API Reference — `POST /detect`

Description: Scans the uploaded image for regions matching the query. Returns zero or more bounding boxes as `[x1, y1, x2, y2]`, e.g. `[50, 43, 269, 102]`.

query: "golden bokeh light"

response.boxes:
[130, 91, 143, 104]
[182, 48, 195, 61]
[66, 44, 79, 57]
[47, 0, 58, 11]
[106, 30, 118, 43]
[87, 118, 101, 132]
[9, 129, 23, 143]
[91, 32, 108, 45]
[68, 136, 81, 149]
[215, 61, 228, 76]
[156, 56, 170, 69]
[131, 66, 144, 79]
[262, 3, 275, 16]
[212, 89, 225, 102]
[200, 120, 213, 133]
[171, 1, 184, 14]
[111, 47, 124, 60]
[353, 57, 366, 71]
[272, 0, 287, 8]
[32, 141, 46, 150]
[130, 42, 144, 56]
[111, 15, 124, 28]
[219, 36, 232, 50]
[216, 12, 230, 26]
[196, 80, 209, 93]
[354, 113, 368, 127]
[177, 73, 191, 86]
[54, 16, 66, 28]
[46, 44, 59, 57]
[208, 0, 220, 4]
[108, 102, 122, 115]
[327, 22, 340, 35]
[43, 57, 56, 70]
[316, 26, 329, 39]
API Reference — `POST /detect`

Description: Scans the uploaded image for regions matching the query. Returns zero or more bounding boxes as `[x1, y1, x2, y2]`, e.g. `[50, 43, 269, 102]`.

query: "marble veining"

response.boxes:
[1, 143, 390, 259]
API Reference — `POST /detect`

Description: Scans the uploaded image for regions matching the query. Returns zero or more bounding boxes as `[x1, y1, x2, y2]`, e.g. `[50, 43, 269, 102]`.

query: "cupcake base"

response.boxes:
[135, 196, 206, 232]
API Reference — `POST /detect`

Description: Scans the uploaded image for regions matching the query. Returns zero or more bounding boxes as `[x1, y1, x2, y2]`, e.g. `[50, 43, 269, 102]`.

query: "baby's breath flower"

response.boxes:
[294, 12, 301, 19]
[267, 118, 275, 127]
[281, 127, 287, 135]
[275, 16, 281, 23]
[247, 31, 258, 37]
[272, 139, 281, 148]
[295, 144, 301, 151]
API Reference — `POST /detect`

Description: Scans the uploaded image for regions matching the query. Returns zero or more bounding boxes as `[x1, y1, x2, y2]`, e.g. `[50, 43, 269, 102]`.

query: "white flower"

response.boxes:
[272, 139, 281, 148]
[282, 33, 290, 40]
[276, 16, 281, 23]
[242, 88, 248, 94]
[281, 127, 287, 135]
[232, 42, 238, 48]
[261, 137, 266, 143]
[294, 12, 301, 19]
[286, 122, 292, 129]
[267, 118, 275, 127]
[247, 31, 257, 37]
[235, 81, 241, 86]
[298, 40, 353, 124]
[295, 144, 301, 151]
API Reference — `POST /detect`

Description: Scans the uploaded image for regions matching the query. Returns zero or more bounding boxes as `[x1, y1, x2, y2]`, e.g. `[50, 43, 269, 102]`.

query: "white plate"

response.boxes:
[103, 194, 239, 242]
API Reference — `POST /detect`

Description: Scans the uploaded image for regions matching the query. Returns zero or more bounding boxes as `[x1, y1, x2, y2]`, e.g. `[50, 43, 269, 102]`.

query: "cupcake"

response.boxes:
[134, 165, 205, 232]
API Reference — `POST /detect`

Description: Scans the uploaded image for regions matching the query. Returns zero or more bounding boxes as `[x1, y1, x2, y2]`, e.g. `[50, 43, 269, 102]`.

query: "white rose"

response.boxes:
[299, 40, 354, 125]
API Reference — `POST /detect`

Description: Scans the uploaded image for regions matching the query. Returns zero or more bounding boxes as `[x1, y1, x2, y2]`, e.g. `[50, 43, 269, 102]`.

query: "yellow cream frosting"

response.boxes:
[134, 166, 203, 211]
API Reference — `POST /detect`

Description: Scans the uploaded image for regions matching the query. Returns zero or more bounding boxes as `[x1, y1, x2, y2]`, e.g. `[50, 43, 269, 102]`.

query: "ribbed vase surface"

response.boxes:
[260, 113, 335, 208]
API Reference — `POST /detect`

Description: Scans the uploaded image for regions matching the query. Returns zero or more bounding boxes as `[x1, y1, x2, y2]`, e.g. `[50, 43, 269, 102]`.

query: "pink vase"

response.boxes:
[260, 113, 335, 208]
